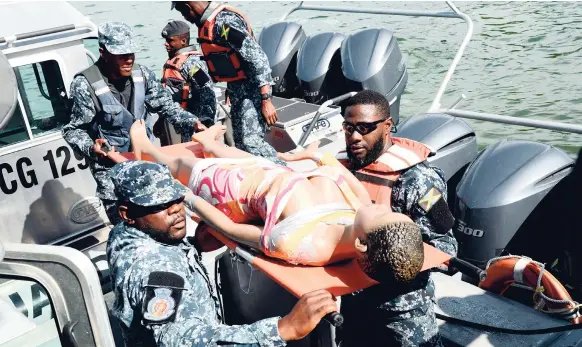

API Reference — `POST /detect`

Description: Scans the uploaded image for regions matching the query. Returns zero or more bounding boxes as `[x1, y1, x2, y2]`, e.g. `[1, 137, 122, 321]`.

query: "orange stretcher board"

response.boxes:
[108, 142, 453, 297]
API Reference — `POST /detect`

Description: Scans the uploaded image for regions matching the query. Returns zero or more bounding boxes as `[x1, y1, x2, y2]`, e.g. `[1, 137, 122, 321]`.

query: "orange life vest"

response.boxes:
[161, 48, 202, 109]
[336, 137, 432, 209]
[197, 4, 254, 83]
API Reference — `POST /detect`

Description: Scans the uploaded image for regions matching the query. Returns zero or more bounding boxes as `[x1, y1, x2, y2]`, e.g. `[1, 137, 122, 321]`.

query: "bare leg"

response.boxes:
[193, 124, 255, 159]
[130, 120, 199, 184]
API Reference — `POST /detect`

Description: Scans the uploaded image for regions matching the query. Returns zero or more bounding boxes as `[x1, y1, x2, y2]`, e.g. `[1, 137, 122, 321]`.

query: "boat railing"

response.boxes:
[280, 1, 582, 136]
[279, 1, 473, 114]
[0, 20, 97, 50]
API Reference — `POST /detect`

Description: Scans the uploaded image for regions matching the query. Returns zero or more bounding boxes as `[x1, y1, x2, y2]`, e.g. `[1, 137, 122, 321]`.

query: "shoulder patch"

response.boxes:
[418, 185, 455, 234]
[189, 63, 211, 87]
[144, 288, 176, 322]
[418, 186, 442, 213]
[221, 24, 246, 49]
[189, 63, 201, 77]
[141, 271, 186, 325]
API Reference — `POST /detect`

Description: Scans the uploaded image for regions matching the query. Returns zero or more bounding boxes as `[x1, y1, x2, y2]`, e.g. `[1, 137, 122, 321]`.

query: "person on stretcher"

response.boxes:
[128, 120, 424, 283]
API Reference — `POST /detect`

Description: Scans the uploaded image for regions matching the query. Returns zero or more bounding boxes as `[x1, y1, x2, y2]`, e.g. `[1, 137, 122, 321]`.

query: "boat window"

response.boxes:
[16, 60, 70, 137]
[0, 59, 70, 149]
[0, 277, 62, 346]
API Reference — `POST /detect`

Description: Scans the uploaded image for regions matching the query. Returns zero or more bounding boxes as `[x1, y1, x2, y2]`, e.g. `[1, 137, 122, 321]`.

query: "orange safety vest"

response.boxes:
[336, 137, 432, 209]
[197, 4, 254, 83]
[161, 48, 202, 109]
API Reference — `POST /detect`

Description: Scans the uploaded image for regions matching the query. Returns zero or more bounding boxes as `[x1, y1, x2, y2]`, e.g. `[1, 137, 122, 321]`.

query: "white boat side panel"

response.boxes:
[0, 2, 90, 40]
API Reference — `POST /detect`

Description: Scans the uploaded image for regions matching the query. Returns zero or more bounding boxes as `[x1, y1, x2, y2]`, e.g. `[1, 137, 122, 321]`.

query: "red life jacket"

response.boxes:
[337, 137, 432, 209]
[161, 48, 202, 109]
[197, 4, 254, 83]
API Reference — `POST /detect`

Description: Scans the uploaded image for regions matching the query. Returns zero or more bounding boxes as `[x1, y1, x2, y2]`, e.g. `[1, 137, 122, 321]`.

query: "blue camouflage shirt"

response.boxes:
[338, 162, 458, 344]
[62, 63, 198, 200]
[170, 53, 217, 124]
[107, 222, 286, 347]
[206, 5, 273, 88]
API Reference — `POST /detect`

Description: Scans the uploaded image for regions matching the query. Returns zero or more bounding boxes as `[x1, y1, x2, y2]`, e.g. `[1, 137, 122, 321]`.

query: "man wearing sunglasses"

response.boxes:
[106, 160, 338, 346]
[334, 90, 458, 347]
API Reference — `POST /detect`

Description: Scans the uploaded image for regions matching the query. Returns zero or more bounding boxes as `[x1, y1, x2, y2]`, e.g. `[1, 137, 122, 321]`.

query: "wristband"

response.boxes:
[261, 92, 272, 101]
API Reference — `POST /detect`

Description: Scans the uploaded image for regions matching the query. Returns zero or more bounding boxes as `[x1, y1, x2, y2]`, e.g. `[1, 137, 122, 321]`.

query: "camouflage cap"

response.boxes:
[98, 21, 140, 55]
[110, 160, 189, 207]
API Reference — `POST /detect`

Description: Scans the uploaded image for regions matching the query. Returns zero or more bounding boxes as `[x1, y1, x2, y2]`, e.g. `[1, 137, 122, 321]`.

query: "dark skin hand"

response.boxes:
[194, 120, 208, 132]
[261, 99, 278, 126]
[278, 289, 338, 341]
[261, 84, 277, 126]
[93, 138, 113, 158]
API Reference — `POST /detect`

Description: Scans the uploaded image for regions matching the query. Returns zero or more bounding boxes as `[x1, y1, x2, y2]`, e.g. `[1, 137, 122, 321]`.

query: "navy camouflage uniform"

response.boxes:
[161, 21, 217, 126]
[337, 162, 458, 347]
[62, 22, 199, 225]
[176, 54, 217, 126]
[200, 3, 286, 166]
[107, 160, 286, 346]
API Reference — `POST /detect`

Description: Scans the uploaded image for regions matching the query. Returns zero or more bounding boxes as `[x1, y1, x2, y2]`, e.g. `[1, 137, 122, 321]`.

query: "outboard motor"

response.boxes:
[258, 22, 306, 99]
[396, 113, 478, 210]
[296, 32, 349, 104]
[455, 140, 574, 271]
[341, 28, 408, 125]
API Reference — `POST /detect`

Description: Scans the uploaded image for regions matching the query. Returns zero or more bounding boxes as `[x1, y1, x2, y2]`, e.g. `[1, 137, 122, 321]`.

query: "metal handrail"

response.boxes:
[278, 1, 474, 114]
[297, 91, 357, 148]
[278, 2, 582, 137]
[0, 21, 97, 48]
[443, 109, 582, 135]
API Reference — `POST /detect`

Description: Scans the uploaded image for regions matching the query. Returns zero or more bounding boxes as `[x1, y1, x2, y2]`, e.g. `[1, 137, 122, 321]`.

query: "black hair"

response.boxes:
[362, 220, 424, 283]
[342, 89, 391, 119]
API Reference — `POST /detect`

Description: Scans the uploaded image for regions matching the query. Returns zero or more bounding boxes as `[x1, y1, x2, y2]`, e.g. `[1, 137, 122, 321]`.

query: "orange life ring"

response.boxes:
[479, 256, 581, 324]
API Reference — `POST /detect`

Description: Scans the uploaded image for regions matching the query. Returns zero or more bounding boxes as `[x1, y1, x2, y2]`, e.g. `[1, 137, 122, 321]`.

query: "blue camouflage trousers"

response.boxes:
[228, 81, 286, 166]
[337, 298, 443, 347]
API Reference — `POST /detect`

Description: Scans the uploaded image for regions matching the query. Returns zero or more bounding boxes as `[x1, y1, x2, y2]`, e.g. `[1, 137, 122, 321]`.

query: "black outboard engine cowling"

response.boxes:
[258, 22, 306, 99]
[396, 113, 478, 210]
[296, 32, 349, 104]
[455, 139, 574, 270]
[341, 28, 408, 125]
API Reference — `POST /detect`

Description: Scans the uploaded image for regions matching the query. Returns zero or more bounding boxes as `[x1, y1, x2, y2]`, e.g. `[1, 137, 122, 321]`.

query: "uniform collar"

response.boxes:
[175, 45, 199, 55]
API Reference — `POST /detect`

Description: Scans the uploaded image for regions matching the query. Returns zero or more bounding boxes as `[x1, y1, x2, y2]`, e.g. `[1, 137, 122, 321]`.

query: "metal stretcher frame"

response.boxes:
[108, 142, 453, 298]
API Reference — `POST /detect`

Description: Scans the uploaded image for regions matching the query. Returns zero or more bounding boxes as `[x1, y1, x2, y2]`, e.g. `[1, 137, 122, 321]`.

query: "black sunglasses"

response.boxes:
[342, 118, 390, 136]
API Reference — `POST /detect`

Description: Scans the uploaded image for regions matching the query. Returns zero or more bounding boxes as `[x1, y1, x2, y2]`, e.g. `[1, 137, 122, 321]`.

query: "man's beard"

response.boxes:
[141, 222, 183, 245]
[347, 137, 385, 170]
